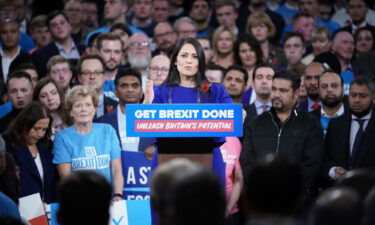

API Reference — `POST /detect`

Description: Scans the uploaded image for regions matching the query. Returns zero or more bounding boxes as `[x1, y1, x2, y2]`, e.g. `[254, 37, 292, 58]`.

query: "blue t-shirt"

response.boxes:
[0, 192, 20, 219]
[53, 123, 121, 183]
[153, 83, 233, 104]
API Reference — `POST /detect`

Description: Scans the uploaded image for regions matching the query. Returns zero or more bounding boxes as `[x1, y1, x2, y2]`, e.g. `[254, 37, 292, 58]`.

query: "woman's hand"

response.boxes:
[143, 79, 154, 104]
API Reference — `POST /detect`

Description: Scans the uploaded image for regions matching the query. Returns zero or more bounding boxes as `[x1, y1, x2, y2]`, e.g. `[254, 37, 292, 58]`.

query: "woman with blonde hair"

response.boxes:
[247, 12, 287, 68]
[302, 25, 332, 65]
[210, 25, 236, 69]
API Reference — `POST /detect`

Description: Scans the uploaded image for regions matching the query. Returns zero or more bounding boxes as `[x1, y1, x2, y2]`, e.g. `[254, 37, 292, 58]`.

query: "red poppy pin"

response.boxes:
[107, 106, 114, 113]
[200, 82, 212, 93]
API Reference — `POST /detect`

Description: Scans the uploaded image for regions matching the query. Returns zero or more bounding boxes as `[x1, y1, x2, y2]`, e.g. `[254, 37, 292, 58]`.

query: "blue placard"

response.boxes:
[126, 104, 243, 137]
[122, 151, 152, 200]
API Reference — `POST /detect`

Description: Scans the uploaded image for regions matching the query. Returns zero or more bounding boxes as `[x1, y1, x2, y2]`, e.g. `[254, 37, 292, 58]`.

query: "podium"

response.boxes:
[156, 137, 223, 168]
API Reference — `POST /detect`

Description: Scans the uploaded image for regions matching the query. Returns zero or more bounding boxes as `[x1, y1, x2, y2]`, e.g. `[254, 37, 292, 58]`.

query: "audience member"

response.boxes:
[310, 187, 362, 225]
[0, 149, 20, 204]
[302, 25, 332, 65]
[0, 71, 33, 132]
[275, 0, 299, 24]
[33, 11, 85, 77]
[110, 23, 132, 65]
[129, 0, 155, 38]
[215, 0, 239, 36]
[174, 17, 197, 39]
[81, 0, 99, 29]
[151, 0, 170, 23]
[128, 33, 152, 91]
[11, 63, 38, 88]
[97, 68, 155, 156]
[354, 27, 375, 56]
[148, 55, 170, 86]
[292, 13, 315, 44]
[205, 64, 225, 83]
[243, 156, 304, 225]
[0, 19, 25, 83]
[210, 25, 236, 69]
[196, 37, 213, 64]
[323, 77, 375, 183]
[222, 65, 248, 104]
[96, 33, 123, 101]
[188, 0, 213, 37]
[153, 22, 177, 57]
[77, 54, 117, 119]
[332, 0, 375, 27]
[298, 62, 326, 112]
[283, 31, 306, 70]
[57, 171, 112, 225]
[29, 15, 52, 54]
[0, 135, 20, 220]
[33, 77, 72, 137]
[233, 33, 263, 105]
[4, 101, 57, 203]
[47, 56, 73, 94]
[311, 71, 347, 133]
[167, 0, 187, 23]
[237, 0, 285, 45]
[64, 0, 84, 44]
[53, 85, 124, 197]
[241, 70, 324, 192]
[244, 63, 275, 123]
[247, 12, 287, 69]
[169, 166, 226, 225]
[85, 0, 141, 46]
[337, 0, 375, 35]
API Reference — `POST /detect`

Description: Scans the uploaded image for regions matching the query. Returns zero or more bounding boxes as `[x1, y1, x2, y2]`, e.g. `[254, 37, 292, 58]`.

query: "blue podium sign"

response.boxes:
[126, 104, 242, 137]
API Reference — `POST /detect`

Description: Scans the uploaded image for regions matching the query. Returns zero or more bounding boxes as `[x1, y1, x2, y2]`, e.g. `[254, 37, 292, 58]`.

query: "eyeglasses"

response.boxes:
[81, 70, 104, 76]
[129, 41, 150, 48]
[149, 66, 169, 73]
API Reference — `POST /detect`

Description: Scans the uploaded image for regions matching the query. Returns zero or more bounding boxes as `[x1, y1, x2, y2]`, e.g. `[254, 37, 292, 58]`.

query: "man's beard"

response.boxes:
[257, 92, 270, 101]
[321, 94, 343, 107]
[105, 64, 118, 72]
[308, 92, 320, 101]
[128, 52, 151, 69]
[351, 103, 373, 118]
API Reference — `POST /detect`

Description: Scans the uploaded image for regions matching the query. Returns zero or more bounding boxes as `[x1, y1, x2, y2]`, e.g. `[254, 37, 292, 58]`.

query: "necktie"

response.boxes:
[351, 119, 365, 160]
[312, 103, 321, 110]
[261, 104, 268, 113]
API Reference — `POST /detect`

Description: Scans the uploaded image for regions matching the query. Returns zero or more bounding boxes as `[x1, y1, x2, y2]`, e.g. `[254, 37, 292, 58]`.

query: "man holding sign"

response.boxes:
[241, 70, 324, 194]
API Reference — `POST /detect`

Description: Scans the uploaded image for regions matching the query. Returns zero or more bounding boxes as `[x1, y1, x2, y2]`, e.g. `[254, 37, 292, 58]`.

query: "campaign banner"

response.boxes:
[122, 151, 152, 200]
[126, 104, 243, 137]
[49, 200, 151, 225]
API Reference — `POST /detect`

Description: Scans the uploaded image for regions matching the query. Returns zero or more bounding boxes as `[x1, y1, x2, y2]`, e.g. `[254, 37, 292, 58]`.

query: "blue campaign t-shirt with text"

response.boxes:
[53, 123, 121, 183]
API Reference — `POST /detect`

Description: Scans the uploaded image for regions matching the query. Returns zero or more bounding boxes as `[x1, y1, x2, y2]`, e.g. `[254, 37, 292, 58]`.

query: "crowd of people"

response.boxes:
[0, 0, 375, 224]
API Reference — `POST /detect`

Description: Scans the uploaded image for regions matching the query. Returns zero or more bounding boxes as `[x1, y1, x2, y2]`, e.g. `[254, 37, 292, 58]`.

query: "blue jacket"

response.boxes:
[5, 140, 57, 203]
[97, 108, 155, 152]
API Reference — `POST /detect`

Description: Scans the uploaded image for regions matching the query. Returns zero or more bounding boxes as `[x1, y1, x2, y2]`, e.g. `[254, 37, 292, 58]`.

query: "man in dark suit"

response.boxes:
[323, 77, 375, 185]
[76, 54, 117, 120]
[298, 62, 325, 112]
[97, 68, 155, 156]
[310, 71, 348, 134]
[33, 11, 84, 77]
[244, 63, 275, 122]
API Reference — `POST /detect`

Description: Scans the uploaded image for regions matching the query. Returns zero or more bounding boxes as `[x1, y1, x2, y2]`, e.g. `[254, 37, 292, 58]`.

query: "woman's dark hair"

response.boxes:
[233, 33, 263, 66]
[164, 38, 207, 90]
[32, 77, 72, 127]
[4, 101, 52, 150]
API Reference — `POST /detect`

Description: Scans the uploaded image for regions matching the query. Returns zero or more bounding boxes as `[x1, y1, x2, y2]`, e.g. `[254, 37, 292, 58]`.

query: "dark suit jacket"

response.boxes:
[0, 51, 30, 82]
[297, 99, 309, 112]
[32, 40, 85, 77]
[93, 96, 118, 120]
[97, 108, 155, 152]
[5, 140, 57, 203]
[323, 108, 375, 181]
[310, 104, 350, 119]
